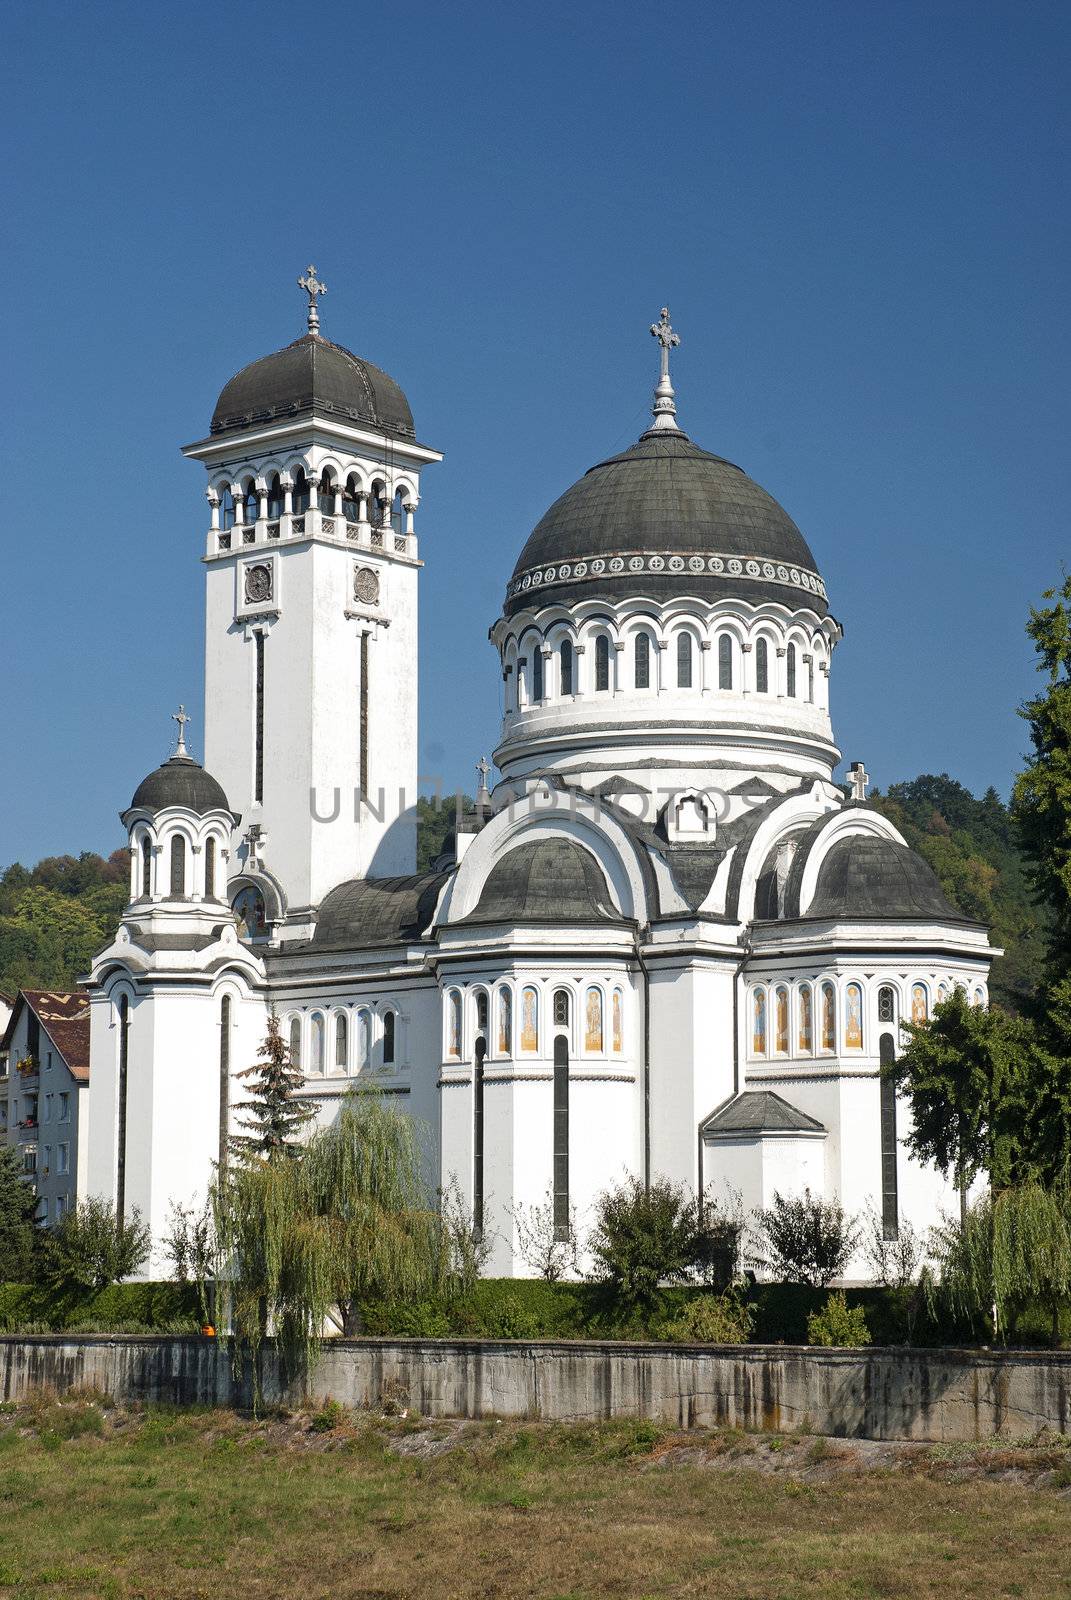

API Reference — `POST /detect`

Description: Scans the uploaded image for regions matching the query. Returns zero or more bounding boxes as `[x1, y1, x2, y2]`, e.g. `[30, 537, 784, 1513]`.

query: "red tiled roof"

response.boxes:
[3, 990, 90, 1082]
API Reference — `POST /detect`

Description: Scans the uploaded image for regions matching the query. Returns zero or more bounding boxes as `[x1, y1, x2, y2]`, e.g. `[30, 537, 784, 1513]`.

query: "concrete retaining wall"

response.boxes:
[3, 1336, 1071, 1443]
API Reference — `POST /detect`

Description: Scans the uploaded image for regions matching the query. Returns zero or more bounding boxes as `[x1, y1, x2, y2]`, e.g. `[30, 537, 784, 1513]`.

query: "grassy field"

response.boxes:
[1, 1395, 1071, 1599]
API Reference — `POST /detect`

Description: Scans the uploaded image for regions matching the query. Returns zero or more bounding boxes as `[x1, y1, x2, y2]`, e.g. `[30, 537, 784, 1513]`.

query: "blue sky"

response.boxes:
[2, 0, 1068, 868]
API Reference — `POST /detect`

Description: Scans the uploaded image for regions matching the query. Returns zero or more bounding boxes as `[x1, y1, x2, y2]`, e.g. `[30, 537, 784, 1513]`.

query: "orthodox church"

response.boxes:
[85, 275, 993, 1276]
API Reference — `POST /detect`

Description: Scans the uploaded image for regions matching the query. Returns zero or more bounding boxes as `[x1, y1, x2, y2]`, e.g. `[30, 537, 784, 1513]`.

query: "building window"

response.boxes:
[756, 637, 769, 694]
[245, 483, 258, 526]
[43, 1095, 52, 1123]
[335, 1013, 348, 1071]
[553, 1034, 569, 1239]
[57, 1142, 70, 1176]
[497, 988, 512, 1055]
[141, 836, 152, 898]
[560, 639, 573, 695]
[798, 984, 813, 1052]
[292, 467, 309, 515]
[447, 991, 461, 1058]
[320, 470, 335, 514]
[343, 473, 361, 524]
[267, 474, 284, 519]
[677, 632, 693, 688]
[752, 988, 767, 1055]
[786, 644, 797, 698]
[59, 1092, 70, 1122]
[595, 635, 610, 692]
[169, 834, 186, 897]
[310, 1013, 325, 1076]
[774, 986, 789, 1054]
[844, 982, 863, 1049]
[821, 982, 836, 1051]
[584, 987, 603, 1052]
[612, 988, 623, 1052]
[879, 1033, 899, 1239]
[807, 656, 815, 702]
[634, 631, 651, 690]
[23, 1147, 36, 1176]
[357, 1009, 372, 1071]
[289, 1016, 302, 1071]
[718, 633, 733, 689]
[553, 988, 570, 1030]
[521, 987, 539, 1051]
[532, 645, 544, 702]
[220, 486, 235, 530]
[370, 480, 387, 527]
[878, 985, 896, 1024]
[204, 837, 216, 900]
[383, 1010, 396, 1065]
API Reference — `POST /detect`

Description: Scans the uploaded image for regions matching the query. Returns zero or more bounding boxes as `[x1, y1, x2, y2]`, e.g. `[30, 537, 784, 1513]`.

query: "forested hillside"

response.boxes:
[0, 774, 1042, 1008]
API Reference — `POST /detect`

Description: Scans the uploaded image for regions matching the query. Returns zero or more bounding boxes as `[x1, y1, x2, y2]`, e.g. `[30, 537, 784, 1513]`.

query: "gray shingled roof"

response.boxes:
[126, 756, 235, 818]
[703, 1091, 825, 1136]
[805, 835, 964, 922]
[211, 334, 415, 440]
[310, 872, 449, 950]
[464, 838, 623, 924]
[504, 430, 827, 619]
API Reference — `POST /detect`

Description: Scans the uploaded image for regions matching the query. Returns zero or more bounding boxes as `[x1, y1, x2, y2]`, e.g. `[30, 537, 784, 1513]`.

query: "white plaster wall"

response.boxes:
[648, 960, 738, 1192]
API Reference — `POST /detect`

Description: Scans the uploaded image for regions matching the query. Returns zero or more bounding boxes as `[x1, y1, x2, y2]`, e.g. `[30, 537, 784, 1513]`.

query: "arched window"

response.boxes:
[774, 986, 789, 1053]
[844, 983, 863, 1049]
[267, 474, 283, 519]
[244, 483, 258, 525]
[383, 1010, 396, 1064]
[786, 644, 797, 698]
[370, 481, 387, 527]
[521, 986, 539, 1051]
[756, 637, 769, 694]
[220, 486, 235, 530]
[532, 645, 544, 702]
[937, 981, 950, 1005]
[391, 488, 406, 534]
[752, 988, 767, 1055]
[878, 986, 896, 1025]
[807, 656, 815, 703]
[595, 635, 610, 692]
[677, 632, 693, 688]
[911, 983, 928, 1025]
[821, 982, 836, 1051]
[218, 994, 231, 1167]
[169, 834, 186, 897]
[334, 1013, 348, 1071]
[204, 837, 216, 900]
[291, 468, 309, 515]
[343, 474, 361, 524]
[718, 633, 733, 690]
[289, 1016, 302, 1071]
[232, 887, 266, 940]
[141, 836, 152, 898]
[497, 988, 512, 1054]
[798, 984, 813, 1052]
[310, 1012, 325, 1075]
[319, 471, 335, 514]
[447, 991, 461, 1058]
[560, 638, 573, 696]
[357, 1008, 372, 1070]
[585, 987, 603, 1051]
[612, 988, 623, 1052]
[973, 987, 986, 1008]
[476, 990, 489, 1037]
[634, 631, 651, 690]
[553, 988, 570, 1030]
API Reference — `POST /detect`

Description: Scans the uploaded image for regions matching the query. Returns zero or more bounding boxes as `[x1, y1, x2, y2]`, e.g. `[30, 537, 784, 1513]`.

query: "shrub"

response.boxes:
[589, 1176, 701, 1308]
[807, 1291, 871, 1347]
[511, 1187, 583, 1282]
[661, 1290, 754, 1344]
[752, 1190, 858, 1288]
[861, 1205, 924, 1290]
[309, 1398, 347, 1433]
[42, 1199, 150, 1293]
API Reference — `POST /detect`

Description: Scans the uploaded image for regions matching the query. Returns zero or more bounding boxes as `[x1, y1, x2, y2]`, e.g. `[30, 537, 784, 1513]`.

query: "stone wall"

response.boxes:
[3, 1336, 1071, 1443]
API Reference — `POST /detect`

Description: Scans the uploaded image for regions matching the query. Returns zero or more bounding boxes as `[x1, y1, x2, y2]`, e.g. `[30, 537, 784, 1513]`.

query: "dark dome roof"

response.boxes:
[465, 838, 623, 924]
[127, 756, 235, 818]
[311, 872, 449, 950]
[211, 334, 415, 441]
[504, 430, 827, 619]
[806, 835, 965, 921]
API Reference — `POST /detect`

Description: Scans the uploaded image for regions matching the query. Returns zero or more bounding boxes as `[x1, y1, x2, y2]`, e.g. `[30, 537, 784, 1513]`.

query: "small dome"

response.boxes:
[211, 334, 415, 441]
[504, 430, 827, 618]
[127, 756, 235, 818]
[465, 838, 622, 924]
[806, 835, 965, 921]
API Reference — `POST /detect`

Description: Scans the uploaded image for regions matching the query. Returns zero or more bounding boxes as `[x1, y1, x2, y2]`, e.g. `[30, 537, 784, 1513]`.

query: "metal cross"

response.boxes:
[475, 755, 491, 795]
[172, 704, 191, 757]
[298, 265, 327, 334]
[848, 761, 870, 802]
[650, 307, 680, 381]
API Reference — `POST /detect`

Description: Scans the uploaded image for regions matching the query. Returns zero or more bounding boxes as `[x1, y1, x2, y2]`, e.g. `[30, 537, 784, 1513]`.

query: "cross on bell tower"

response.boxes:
[298, 265, 327, 335]
[649, 306, 681, 432]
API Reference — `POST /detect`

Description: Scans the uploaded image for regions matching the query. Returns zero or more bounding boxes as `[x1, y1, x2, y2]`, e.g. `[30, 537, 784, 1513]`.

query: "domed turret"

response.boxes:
[121, 710, 238, 908]
[211, 334, 415, 442]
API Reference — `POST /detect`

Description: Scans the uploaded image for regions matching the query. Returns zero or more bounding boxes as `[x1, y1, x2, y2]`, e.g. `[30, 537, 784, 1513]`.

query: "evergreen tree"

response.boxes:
[0, 1144, 40, 1282]
[228, 1012, 317, 1164]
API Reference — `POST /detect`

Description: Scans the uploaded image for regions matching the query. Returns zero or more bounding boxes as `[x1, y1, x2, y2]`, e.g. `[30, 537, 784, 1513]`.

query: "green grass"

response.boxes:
[0, 1403, 1069, 1597]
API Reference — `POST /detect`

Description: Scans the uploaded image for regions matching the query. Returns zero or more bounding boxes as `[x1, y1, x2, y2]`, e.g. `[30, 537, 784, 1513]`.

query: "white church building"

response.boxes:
[85, 275, 993, 1276]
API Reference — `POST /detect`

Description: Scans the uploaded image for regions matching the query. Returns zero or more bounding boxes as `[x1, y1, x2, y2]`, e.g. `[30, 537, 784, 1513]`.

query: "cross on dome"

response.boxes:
[848, 761, 870, 802]
[298, 265, 327, 334]
[649, 306, 681, 432]
[172, 704, 192, 758]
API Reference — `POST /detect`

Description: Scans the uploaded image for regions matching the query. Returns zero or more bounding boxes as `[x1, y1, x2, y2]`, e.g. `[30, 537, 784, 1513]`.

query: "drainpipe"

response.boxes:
[637, 938, 652, 1192]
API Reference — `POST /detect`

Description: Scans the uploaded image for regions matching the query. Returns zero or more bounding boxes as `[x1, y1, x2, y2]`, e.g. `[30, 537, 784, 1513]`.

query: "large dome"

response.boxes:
[806, 836, 965, 922]
[210, 334, 415, 441]
[126, 756, 236, 819]
[504, 430, 827, 619]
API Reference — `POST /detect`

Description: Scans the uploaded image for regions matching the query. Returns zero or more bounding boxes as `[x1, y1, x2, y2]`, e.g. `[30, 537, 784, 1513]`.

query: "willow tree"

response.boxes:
[929, 1181, 1071, 1344]
[212, 1087, 465, 1380]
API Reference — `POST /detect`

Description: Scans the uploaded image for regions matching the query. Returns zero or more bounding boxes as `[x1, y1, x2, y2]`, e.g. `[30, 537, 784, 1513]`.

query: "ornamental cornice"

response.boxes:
[506, 551, 827, 603]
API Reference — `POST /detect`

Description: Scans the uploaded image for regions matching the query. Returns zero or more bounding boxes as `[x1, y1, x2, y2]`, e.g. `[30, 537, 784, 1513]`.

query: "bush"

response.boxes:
[807, 1291, 871, 1347]
[589, 1176, 702, 1308]
[752, 1190, 858, 1288]
[660, 1290, 754, 1345]
[42, 1199, 150, 1293]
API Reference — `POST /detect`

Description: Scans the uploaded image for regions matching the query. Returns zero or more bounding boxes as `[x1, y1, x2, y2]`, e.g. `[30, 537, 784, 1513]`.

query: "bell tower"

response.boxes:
[183, 272, 442, 935]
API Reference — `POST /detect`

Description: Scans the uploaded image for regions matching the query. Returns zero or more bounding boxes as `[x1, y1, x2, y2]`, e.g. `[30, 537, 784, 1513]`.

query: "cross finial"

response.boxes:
[298, 265, 327, 334]
[475, 755, 492, 805]
[848, 761, 870, 803]
[649, 306, 681, 432]
[172, 704, 191, 758]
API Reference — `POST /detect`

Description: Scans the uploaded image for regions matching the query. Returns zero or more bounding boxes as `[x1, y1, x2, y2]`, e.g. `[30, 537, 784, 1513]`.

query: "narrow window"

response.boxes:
[292, 468, 309, 515]
[634, 631, 650, 690]
[521, 987, 539, 1051]
[169, 834, 186, 897]
[219, 994, 231, 1168]
[553, 988, 570, 1030]
[786, 644, 797, 698]
[141, 837, 152, 898]
[879, 1034, 899, 1240]
[391, 488, 405, 534]
[845, 982, 863, 1049]
[343, 473, 360, 524]
[553, 1034, 570, 1239]
[752, 988, 767, 1055]
[220, 487, 235, 530]
[821, 982, 836, 1051]
[359, 631, 369, 796]
[319, 471, 335, 513]
[476, 991, 489, 1041]
[937, 982, 950, 1004]
[116, 995, 129, 1222]
[775, 986, 789, 1053]
[756, 637, 769, 693]
[358, 1009, 371, 1070]
[799, 984, 813, 1052]
[612, 989, 623, 1052]
[878, 986, 896, 1025]
[254, 631, 265, 804]
[245, 483, 258, 525]
[532, 645, 544, 702]
[807, 656, 815, 702]
[584, 987, 603, 1051]
[267, 474, 283, 519]
[205, 837, 216, 900]
[383, 1010, 396, 1065]
[718, 633, 733, 689]
[447, 991, 461, 1058]
[595, 635, 610, 692]
[289, 1016, 302, 1071]
[335, 1013, 348, 1071]
[677, 632, 693, 688]
[310, 1013, 325, 1075]
[474, 1036, 486, 1237]
[497, 988, 512, 1054]
[560, 639, 573, 695]
[370, 481, 387, 527]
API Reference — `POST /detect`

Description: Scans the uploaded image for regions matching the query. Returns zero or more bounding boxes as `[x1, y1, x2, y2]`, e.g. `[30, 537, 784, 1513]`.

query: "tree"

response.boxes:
[44, 1198, 150, 1292]
[228, 1012, 317, 1164]
[511, 1187, 583, 1282]
[588, 1175, 701, 1308]
[750, 1189, 858, 1287]
[0, 1146, 40, 1282]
